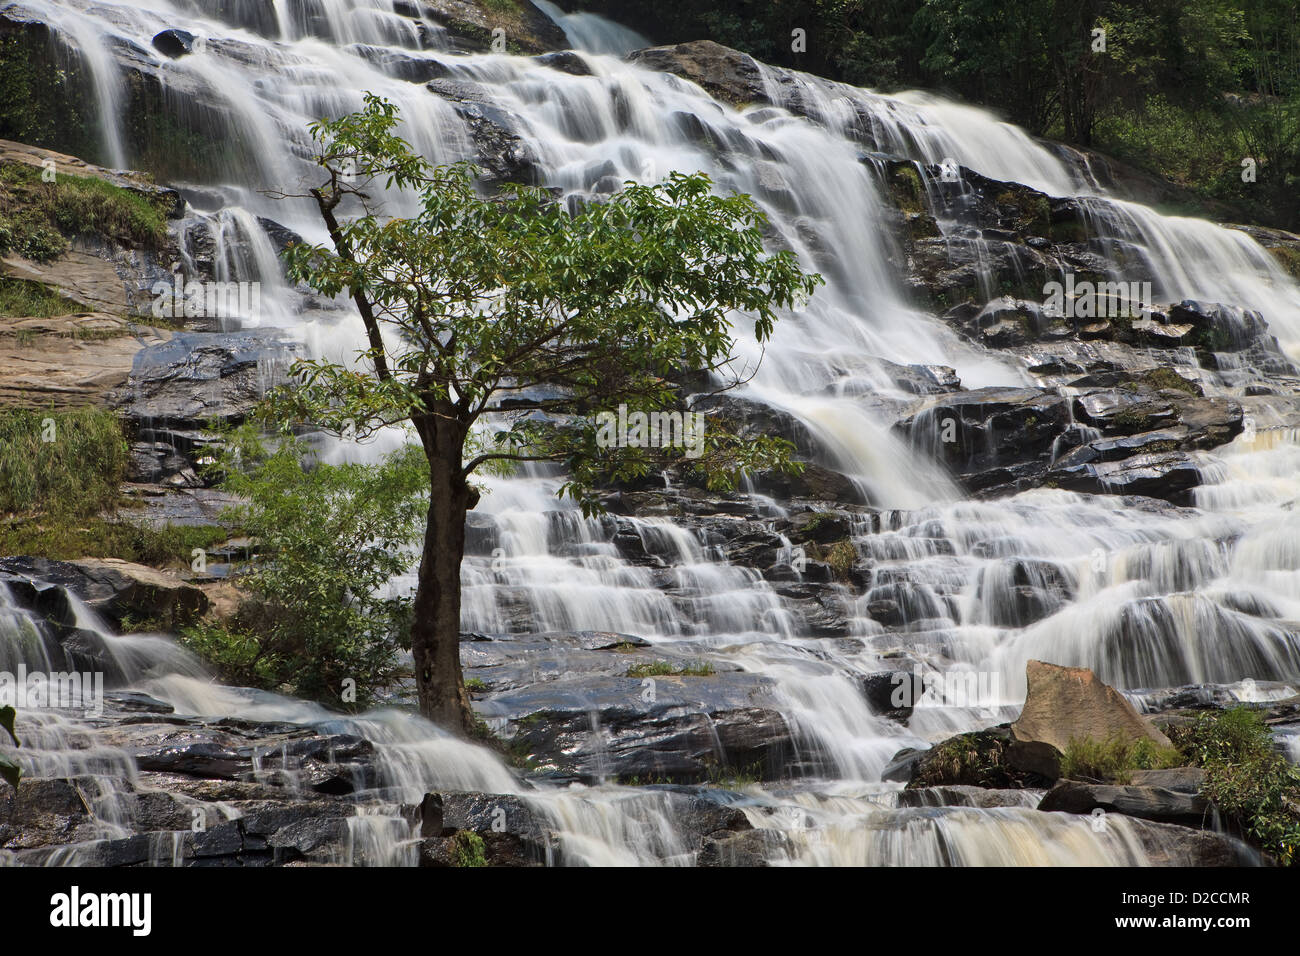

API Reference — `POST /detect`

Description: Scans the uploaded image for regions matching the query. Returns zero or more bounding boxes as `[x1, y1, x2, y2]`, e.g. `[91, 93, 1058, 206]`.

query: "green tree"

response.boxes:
[279, 96, 820, 733]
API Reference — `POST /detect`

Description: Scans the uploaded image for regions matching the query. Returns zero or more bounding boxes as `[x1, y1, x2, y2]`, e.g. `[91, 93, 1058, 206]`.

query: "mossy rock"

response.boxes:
[908, 727, 1053, 790]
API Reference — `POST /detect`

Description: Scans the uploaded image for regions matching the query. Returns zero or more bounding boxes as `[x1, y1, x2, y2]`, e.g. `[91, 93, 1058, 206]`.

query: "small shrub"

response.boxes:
[912, 731, 1010, 788]
[1167, 707, 1300, 864]
[179, 432, 427, 710]
[626, 659, 715, 678]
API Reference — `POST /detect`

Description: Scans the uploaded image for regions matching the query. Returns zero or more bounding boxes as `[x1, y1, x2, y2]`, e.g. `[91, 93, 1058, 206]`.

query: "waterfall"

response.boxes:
[2, 0, 1297, 867]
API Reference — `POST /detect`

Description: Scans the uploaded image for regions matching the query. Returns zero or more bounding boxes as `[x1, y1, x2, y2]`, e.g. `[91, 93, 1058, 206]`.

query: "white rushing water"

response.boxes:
[2, 0, 1298, 866]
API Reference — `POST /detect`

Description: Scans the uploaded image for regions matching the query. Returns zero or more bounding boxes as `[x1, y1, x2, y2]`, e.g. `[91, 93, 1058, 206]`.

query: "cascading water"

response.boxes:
[2, 0, 1298, 866]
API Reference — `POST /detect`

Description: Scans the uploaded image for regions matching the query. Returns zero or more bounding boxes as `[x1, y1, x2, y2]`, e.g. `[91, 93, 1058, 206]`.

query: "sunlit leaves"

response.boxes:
[286, 97, 823, 502]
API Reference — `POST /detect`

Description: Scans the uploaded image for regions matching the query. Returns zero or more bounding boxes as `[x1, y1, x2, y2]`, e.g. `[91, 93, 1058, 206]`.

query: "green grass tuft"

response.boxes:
[1060, 735, 1183, 784]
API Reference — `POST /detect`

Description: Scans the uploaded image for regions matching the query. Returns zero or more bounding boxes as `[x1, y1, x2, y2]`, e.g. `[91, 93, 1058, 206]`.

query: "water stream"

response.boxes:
[3, 0, 1298, 865]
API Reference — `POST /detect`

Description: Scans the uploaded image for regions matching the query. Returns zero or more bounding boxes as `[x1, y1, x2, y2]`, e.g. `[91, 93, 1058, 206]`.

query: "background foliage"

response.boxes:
[568, 0, 1300, 229]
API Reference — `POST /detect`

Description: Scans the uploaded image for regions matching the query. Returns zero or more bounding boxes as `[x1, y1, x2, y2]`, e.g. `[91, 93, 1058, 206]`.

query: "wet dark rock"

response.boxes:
[348, 45, 451, 82]
[1050, 450, 1208, 504]
[697, 828, 793, 866]
[882, 747, 925, 783]
[478, 672, 796, 783]
[152, 29, 196, 58]
[904, 727, 1055, 790]
[422, 0, 567, 55]
[628, 41, 767, 107]
[133, 741, 251, 779]
[1038, 777, 1212, 827]
[1128, 820, 1261, 866]
[894, 387, 1069, 496]
[536, 50, 593, 75]
[872, 359, 962, 395]
[896, 786, 1041, 809]
[114, 329, 305, 429]
[859, 671, 914, 721]
[105, 691, 176, 714]
[418, 791, 549, 866]
[426, 78, 540, 185]
[689, 393, 862, 502]
[254, 216, 304, 257]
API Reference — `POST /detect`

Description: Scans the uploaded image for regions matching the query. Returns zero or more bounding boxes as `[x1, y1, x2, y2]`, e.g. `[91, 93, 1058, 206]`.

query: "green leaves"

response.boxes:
[1167, 707, 1300, 865]
[184, 435, 428, 710]
[0, 704, 20, 789]
[285, 97, 821, 504]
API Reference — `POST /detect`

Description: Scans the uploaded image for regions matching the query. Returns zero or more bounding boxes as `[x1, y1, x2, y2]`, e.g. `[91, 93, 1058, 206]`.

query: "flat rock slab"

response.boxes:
[0, 313, 168, 408]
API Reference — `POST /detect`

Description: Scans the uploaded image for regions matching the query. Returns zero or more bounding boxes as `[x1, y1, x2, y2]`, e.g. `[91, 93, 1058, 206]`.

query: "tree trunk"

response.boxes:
[410, 407, 477, 735]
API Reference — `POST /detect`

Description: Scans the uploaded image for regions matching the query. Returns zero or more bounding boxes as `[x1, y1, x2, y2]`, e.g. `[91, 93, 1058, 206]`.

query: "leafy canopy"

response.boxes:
[279, 95, 821, 510]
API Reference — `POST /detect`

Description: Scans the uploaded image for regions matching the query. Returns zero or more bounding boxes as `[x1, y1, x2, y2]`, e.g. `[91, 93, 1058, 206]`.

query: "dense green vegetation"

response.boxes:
[0, 407, 127, 515]
[571, 0, 1300, 229]
[1063, 709, 1300, 864]
[180, 432, 428, 710]
[1167, 707, 1300, 865]
[1059, 735, 1183, 782]
[0, 407, 226, 565]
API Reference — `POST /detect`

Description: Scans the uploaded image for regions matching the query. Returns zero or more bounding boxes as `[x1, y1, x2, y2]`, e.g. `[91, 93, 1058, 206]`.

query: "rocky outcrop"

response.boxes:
[0, 555, 211, 630]
[628, 41, 767, 106]
[1009, 660, 1173, 778]
[479, 669, 796, 784]
[902, 727, 1055, 790]
[0, 312, 169, 409]
[425, 78, 540, 186]
[893, 377, 1246, 503]
[421, 0, 567, 55]
[113, 329, 304, 429]
[462, 631, 797, 783]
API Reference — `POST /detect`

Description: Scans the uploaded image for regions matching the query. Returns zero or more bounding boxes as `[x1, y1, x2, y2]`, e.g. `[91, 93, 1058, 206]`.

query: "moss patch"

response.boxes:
[0, 160, 170, 262]
[1128, 367, 1200, 396]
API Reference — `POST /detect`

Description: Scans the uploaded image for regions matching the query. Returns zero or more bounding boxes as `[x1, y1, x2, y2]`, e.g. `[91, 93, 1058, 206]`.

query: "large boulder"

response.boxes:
[1009, 660, 1173, 777]
[114, 329, 304, 428]
[476, 668, 797, 784]
[628, 41, 767, 106]
[422, 0, 568, 55]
